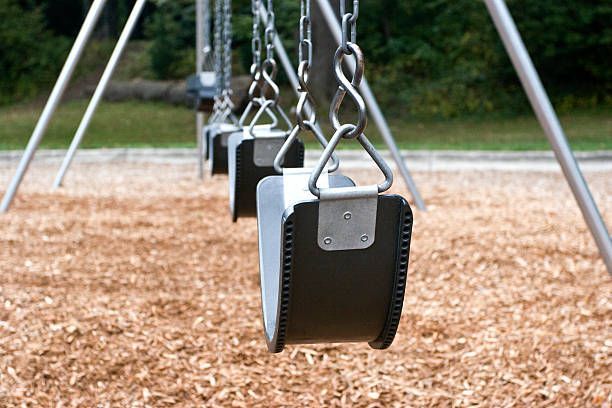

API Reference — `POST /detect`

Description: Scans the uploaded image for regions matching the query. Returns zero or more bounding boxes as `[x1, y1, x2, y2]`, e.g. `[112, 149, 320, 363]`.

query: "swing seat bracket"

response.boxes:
[253, 136, 288, 167]
[318, 186, 378, 251]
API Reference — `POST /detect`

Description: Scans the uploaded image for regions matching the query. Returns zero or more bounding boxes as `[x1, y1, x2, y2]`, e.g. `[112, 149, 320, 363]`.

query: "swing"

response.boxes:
[227, 113, 304, 221]
[187, 71, 217, 112]
[256, 0, 413, 353]
[257, 127, 413, 352]
[208, 120, 240, 175]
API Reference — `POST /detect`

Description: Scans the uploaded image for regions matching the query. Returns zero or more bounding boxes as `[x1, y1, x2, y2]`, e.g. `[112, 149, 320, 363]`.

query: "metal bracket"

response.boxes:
[253, 136, 286, 167]
[317, 186, 378, 251]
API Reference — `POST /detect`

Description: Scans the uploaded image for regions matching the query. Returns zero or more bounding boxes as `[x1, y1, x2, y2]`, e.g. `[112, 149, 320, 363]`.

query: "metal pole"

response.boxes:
[484, 0, 612, 274]
[52, 0, 148, 188]
[195, 0, 205, 179]
[314, 0, 426, 211]
[0, 0, 108, 213]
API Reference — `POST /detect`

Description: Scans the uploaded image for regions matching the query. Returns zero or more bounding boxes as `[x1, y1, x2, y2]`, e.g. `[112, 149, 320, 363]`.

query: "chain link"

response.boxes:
[241, 0, 290, 132]
[295, 0, 315, 129]
[212, 0, 224, 114]
[251, 0, 262, 69]
[210, 0, 235, 121]
[222, 0, 233, 107]
[330, 0, 366, 139]
[340, 0, 358, 51]
[298, 0, 312, 67]
[264, 0, 276, 63]
[202, 0, 212, 56]
[246, 0, 265, 104]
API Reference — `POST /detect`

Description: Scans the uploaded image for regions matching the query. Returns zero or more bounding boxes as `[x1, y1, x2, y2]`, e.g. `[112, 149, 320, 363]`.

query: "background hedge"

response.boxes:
[2, 0, 610, 117]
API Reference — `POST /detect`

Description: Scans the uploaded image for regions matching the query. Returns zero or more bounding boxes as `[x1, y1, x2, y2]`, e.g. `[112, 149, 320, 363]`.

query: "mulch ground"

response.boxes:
[0, 163, 610, 407]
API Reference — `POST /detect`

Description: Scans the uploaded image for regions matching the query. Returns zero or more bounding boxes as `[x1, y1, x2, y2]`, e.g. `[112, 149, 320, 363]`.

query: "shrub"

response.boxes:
[146, 0, 196, 79]
[0, 0, 69, 105]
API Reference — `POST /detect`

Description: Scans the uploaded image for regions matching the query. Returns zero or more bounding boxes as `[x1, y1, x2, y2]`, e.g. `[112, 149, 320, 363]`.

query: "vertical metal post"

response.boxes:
[484, 0, 611, 273]
[195, 0, 206, 179]
[52, 0, 148, 188]
[0, 0, 108, 213]
[314, 0, 426, 211]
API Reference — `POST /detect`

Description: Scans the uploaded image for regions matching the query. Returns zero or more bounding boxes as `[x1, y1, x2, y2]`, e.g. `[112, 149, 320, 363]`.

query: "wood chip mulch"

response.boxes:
[0, 163, 610, 407]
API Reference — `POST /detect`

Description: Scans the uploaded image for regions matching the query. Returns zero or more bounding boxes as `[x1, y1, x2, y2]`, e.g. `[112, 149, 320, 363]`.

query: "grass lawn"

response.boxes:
[1, 100, 610, 150]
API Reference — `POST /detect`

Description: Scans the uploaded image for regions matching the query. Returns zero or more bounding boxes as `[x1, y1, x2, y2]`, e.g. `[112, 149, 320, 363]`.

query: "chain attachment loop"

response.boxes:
[330, 42, 367, 139]
[306, 0, 394, 197]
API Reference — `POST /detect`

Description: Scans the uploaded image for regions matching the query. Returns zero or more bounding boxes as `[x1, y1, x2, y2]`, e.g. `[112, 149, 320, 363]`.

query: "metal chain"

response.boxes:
[212, 0, 224, 113]
[298, 0, 312, 67]
[295, 0, 315, 129]
[308, 0, 394, 197]
[264, 0, 276, 62]
[222, 0, 233, 107]
[242, 0, 290, 132]
[330, 0, 366, 139]
[260, 0, 280, 105]
[203, 0, 212, 58]
[251, 0, 262, 70]
[246, 0, 264, 104]
[306, 0, 394, 196]
[202, 0, 216, 71]
[274, 0, 340, 174]
[340, 0, 358, 51]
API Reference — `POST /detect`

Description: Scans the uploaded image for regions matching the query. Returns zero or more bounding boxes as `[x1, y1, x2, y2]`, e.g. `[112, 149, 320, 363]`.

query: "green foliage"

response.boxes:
[0, 0, 69, 105]
[2, 0, 610, 116]
[360, 0, 612, 116]
[142, 0, 610, 117]
[146, 0, 196, 79]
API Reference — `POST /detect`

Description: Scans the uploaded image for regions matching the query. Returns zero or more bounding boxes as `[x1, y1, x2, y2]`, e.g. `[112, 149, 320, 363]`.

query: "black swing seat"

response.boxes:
[207, 123, 241, 175]
[202, 122, 233, 161]
[186, 72, 217, 112]
[228, 129, 304, 222]
[256, 172, 413, 353]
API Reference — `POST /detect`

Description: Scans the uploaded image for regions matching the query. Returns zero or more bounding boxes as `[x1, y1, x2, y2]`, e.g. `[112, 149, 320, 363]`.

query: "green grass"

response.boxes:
[1, 100, 610, 150]
[382, 109, 612, 151]
[0, 100, 196, 149]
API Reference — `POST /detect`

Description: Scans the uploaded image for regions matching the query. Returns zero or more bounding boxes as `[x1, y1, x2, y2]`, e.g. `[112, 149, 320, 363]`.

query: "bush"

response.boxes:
[360, 0, 612, 117]
[0, 0, 69, 105]
[146, 0, 196, 79]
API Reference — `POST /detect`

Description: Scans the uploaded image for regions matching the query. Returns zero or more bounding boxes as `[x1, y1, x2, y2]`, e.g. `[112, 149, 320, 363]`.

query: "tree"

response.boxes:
[0, 0, 69, 105]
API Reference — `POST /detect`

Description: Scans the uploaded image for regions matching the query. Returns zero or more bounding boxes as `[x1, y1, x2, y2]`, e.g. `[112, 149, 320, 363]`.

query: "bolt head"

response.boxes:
[343, 212, 352, 220]
[360, 234, 369, 242]
[323, 237, 333, 245]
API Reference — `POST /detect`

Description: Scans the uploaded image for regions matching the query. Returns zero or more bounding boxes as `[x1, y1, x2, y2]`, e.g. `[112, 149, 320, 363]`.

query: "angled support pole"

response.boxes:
[314, 0, 427, 211]
[52, 0, 148, 189]
[0, 0, 108, 213]
[484, 0, 611, 274]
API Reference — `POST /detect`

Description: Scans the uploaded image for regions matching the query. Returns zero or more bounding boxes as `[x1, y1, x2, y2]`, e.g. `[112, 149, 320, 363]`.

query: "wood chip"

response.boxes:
[0, 163, 610, 406]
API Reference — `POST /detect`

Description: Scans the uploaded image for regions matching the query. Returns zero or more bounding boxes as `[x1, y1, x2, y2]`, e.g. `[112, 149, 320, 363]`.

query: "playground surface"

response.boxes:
[0, 162, 610, 406]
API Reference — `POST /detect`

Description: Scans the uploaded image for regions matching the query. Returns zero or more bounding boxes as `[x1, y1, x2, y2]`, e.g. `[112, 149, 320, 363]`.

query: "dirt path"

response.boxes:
[0, 164, 610, 406]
